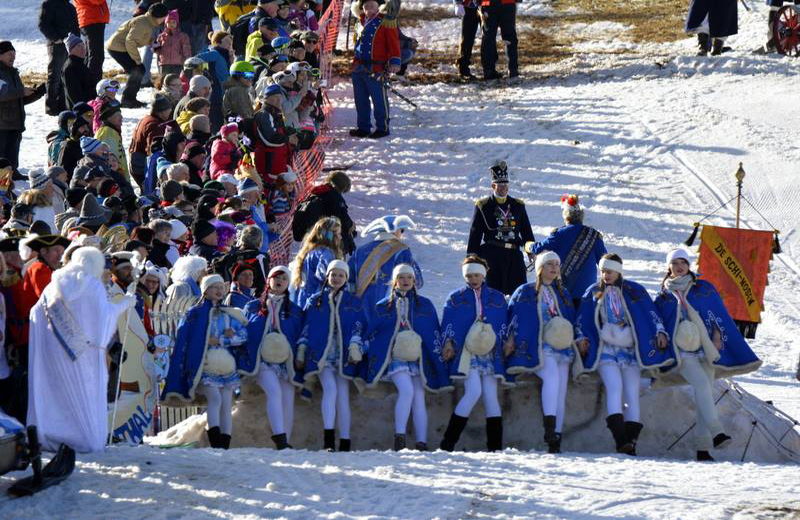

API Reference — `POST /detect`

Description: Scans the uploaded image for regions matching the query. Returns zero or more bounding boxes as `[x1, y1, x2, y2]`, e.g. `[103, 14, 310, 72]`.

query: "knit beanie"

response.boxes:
[28, 169, 51, 190]
[66, 187, 88, 208]
[152, 94, 172, 113]
[66, 33, 83, 52]
[221, 123, 239, 138]
[183, 141, 206, 160]
[100, 105, 122, 122]
[80, 136, 104, 155]
[0, 41, 14, 55]
[189, 75, 211, 94]
[162, 180, 183, 203]
[192, 218, 216, 241]
[189, 114, 211, 134]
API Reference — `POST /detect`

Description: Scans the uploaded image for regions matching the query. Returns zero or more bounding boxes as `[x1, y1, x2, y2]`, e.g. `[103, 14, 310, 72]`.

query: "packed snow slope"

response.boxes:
[3, 0, 800, 517]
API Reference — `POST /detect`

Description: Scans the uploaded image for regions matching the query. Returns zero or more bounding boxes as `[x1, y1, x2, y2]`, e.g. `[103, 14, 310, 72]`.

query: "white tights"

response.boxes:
[454, 369, 502, 418]
[257, 368, 295, 440]
[598, 363, 642, 421]
[534, 356, 570, 432]
[319, 367, 351, 438]
[200, 384, 234, 435]
[391, 372, 428, 441]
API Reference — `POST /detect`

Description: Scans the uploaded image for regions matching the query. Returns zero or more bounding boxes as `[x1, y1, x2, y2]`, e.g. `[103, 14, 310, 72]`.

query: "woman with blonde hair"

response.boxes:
[290, 216, 344, 309]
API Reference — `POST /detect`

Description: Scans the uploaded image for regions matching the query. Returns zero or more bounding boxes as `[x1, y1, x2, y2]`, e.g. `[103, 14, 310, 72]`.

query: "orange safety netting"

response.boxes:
[268, 0, 344, 266]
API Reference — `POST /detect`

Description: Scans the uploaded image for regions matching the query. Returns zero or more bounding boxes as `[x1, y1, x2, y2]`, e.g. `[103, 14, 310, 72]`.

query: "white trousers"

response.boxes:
[598, 363, 642, 421]
[199, 384, 234, 434]
[319, 367, 351, 438]
[454, 369, 502, 418]
[257, 368, 295, 440]
[534, 355, 570, 432]
[678, 355, 723, 450]
[391, 372, 428, 442]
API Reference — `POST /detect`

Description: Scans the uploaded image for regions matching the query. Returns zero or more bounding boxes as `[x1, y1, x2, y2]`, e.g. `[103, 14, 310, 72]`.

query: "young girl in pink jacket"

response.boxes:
[154, 10, 192, 77]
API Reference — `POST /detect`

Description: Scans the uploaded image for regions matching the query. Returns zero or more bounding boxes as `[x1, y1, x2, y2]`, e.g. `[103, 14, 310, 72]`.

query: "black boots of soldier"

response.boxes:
[543, 415, 561, 454]
[697, 33, 711, 56]
[206, 427, 231, 450]
[439, 413, 469, 452]
[271, 433, 291, 450]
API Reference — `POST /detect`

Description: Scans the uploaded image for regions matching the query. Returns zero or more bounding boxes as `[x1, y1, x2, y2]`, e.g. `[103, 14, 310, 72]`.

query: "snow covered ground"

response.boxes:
[3, 0, 800, 516]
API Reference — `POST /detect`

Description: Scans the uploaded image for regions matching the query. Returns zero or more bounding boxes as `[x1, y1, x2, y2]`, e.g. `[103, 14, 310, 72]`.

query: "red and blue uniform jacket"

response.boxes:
[352, 14, 401, 74]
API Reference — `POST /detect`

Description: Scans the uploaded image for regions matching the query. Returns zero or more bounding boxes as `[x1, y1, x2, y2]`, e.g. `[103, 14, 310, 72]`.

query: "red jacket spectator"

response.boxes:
[74, 0, 110, 28]
[154, 10, 192, 67]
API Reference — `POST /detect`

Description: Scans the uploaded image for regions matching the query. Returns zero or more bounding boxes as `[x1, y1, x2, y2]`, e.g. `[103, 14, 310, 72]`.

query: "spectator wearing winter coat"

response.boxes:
[181, 141, 208, 186]
[245, 17, 280, 61]
[222, 68, 255, 120]
[154, 10, 192, 77]
[95, 105, 130, 183]
[159, 73, 184, 109]
[307, 170, 356, 254]
[173, 74, 212, 119]
[189, 218, 223, 262]
[47, 166, 69, 214]
[61, 34, 95, 110]
[72, 136, 113, 189]
[129, 95, 173, 188]
[57, 116, 92, 178]
[251, 85, 295, 188]
[287, 0, 319, 31]
[300, 31, 320, 69]
[88, 79, 121, 133]
[47, 110, 76, 167]
[0, 42, 46, 172]
[106, 3, 169, 108]
[176, 97, 211, 134]
[21, 172, 58, 233]
[274, 69, 309, 132]
[38, 0, 80, 115]
[152, 130, 187, 189]
[210, 123, 241, 179]
[215, 0, 258, 31]
[74, 0, 110, 85]
[196, 31, 234, 131]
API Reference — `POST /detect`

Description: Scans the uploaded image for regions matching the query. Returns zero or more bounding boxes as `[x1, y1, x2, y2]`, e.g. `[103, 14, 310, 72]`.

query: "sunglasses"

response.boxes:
[105, 87, 118, 93]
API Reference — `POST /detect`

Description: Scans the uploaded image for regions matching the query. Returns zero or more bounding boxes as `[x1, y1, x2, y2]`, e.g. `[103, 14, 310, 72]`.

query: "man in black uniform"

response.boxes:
[467, 161, 534, 296]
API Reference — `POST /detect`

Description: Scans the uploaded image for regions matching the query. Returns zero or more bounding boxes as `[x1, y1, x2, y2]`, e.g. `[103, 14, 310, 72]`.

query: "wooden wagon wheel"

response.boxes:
[774, 5, 800, 56]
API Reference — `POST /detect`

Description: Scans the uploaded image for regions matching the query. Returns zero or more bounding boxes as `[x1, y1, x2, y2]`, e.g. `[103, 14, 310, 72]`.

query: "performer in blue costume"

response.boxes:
[654, 248, 761, 461]
[525, 195, 606, 308]
[243, 266, 303, 450]
[290, 216, 345, 309]
[361, 264, 449, 451]
[161, 274, 249, 449]
[505, 251, 578, 454]
[348, 214, 423, 323]
[574, 253, 672, 456]
[439, 256, 509, 452]
[223, 262, 257, 308]
[296, 260, 367, 452]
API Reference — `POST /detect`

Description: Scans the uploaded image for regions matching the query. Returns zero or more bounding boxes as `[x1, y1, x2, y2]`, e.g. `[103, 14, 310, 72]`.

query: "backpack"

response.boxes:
[231, 12, 255, 57]
[291, 193, 323, 242]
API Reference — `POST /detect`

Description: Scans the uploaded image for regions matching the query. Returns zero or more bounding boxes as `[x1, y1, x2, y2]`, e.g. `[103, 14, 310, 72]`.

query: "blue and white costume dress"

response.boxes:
[243, 294, 304, 443]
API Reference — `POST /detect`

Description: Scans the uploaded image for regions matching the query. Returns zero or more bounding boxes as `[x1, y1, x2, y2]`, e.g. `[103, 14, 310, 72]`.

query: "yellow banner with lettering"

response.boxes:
[697, 226, 773, 323]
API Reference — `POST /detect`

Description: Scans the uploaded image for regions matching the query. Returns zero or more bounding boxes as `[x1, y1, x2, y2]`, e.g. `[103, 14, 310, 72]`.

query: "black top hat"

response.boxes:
[490, 161, 508, 184]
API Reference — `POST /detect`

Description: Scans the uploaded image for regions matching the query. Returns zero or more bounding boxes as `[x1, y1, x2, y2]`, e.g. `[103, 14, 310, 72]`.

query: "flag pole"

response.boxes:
[735, 162, 745, 229]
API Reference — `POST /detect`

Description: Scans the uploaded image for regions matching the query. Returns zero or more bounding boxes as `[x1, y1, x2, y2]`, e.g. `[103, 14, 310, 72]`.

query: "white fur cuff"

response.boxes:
[462, 263, 487, 278]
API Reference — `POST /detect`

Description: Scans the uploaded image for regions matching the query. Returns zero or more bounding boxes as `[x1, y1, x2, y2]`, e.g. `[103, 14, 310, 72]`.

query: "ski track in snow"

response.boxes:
[2, 0, 800, 516]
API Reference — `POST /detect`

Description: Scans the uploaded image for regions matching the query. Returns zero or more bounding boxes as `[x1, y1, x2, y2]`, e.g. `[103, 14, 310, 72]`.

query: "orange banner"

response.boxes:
[697, 226, 774, 323]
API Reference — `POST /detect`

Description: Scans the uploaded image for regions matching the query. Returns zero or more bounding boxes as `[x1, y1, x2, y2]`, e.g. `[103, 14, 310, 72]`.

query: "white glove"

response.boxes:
[296, 345, 306, 363]
[455, 3, 465, 17]
[348, 343, 362, 363]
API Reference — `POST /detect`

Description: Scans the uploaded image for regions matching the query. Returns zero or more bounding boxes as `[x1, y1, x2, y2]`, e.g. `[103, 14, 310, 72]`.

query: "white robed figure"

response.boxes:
[27, 247, 135, 453]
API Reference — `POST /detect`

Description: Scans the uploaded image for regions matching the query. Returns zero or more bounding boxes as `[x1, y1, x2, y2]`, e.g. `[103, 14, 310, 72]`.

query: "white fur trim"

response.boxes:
[260, 332, 291, 364]
[200, 274, 225, 295]
[666, 248, 691, 266]
[598, 258, 623, 275]
[675, 320, 701, 352]
[361, 215, 416, 237]
[203, 348, 237, 375]
[326, 259, 349, 279]
[462, 263, 487, 278]
[464, 321, 496, 356]
[391, 263, 416, 281]
[543, 316, 574, 349]
[535, 251, 561, 272]
[393, 330, 422, 361]
[268, 265, 291, 281]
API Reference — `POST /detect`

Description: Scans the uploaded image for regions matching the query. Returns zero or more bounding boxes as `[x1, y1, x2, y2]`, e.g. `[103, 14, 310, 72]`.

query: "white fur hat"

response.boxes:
[200, 273, 225, 294]
[361, 215, 416, 237]
[535, 251, 561, 273]
[268, 265, 291, 281]
[326, 259, 349, 279]
[392, 263, 416, 281]
[666, 248, 692, 266]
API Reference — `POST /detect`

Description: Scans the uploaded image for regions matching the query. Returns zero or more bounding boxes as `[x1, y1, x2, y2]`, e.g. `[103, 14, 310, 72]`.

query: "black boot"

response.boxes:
[713, 433, 732, 449]
[548, 433, 562, 454]
[271, 433, 291, 450]
[624, 422, 644, 456]
[606, 414, 635, 455]
[543, 416, 561, 453]
[323, 429, 336, 452]
[339, 439, 351, 452]
[486, 416, 503, 452]
[711, 38, 725, 56]
[697, 450, 714, 461]
[415, 442, 428, 451]
[206, 426, 221, 448]
[393, 434, 406, 452]
[439, 414, 469, 452]
[697, 33, 711, 56]
[219, 434, 231, 450]
[765, 10, 778, 52]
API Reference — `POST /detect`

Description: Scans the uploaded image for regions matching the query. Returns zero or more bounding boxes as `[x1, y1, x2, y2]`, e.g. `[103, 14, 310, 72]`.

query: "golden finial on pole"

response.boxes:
[735, 162, 745, 228]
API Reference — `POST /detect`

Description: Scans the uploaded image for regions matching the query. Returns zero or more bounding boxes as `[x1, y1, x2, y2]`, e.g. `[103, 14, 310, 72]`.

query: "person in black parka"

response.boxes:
[61, 34, 95, 109]
[38, 0, 79, 115]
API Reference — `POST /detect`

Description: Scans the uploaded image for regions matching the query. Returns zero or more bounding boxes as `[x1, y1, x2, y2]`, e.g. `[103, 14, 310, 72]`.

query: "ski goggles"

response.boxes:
[310, 68, 321, 78]
[105, 80, 120, 92]
[241, 71, 255, 80]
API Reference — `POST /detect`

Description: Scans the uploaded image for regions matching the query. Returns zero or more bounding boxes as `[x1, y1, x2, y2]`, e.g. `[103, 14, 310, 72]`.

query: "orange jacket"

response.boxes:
[480, 0, 515, 6]
[22, 261, 53, 300]
[74, 0, 110, 28]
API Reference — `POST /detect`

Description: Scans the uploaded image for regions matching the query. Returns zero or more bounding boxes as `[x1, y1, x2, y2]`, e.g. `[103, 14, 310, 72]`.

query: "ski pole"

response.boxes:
[739, 0, 751, 12]
[667, 388, 730, 451]
[383, 77, 418, 108]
